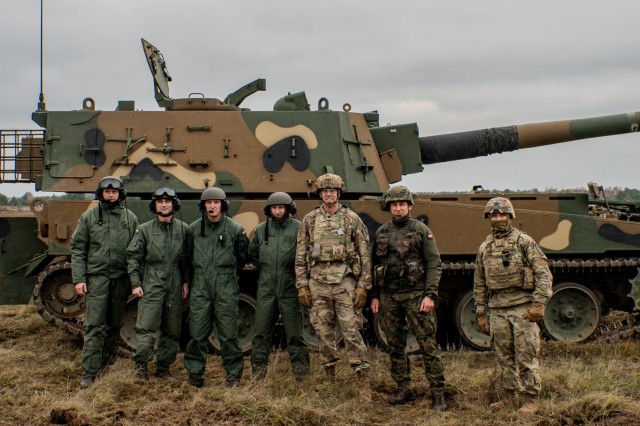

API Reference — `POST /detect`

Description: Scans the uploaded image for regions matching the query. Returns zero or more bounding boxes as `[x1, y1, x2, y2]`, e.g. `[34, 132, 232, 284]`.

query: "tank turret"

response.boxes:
[2, 38, 640, 353]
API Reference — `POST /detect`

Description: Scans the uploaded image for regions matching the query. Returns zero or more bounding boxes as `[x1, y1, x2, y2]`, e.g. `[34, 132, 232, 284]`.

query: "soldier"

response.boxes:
[370, 186, 447, 411]
[249, 192, 310, 381]
[473, 197, 552, 404]
[183, 187, 248, 388]
[71, 176, 139, 389]
[295, 173, 372, 389]
[127, 187, 189, 381]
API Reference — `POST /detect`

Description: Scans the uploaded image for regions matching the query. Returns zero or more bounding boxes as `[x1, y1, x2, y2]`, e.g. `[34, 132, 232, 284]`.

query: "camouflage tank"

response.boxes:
[1, 39, 639, 353]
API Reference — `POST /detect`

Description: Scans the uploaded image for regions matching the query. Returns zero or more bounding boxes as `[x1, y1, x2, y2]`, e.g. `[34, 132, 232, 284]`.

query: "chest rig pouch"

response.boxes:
[312, 212, 347, 262]
[375, 221, 424, 289]
[485, 232, 534, 291]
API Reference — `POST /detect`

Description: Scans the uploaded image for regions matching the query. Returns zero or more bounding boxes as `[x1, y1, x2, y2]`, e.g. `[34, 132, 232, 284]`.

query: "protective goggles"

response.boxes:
[153, 187, 177, 198]
[99, 177, 123, 189]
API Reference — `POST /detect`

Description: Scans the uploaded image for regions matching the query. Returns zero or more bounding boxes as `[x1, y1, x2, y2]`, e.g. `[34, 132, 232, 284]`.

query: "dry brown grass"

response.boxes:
[1, 305, 639, 426]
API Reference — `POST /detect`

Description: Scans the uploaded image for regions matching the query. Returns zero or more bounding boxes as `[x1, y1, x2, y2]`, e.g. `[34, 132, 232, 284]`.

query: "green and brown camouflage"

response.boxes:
[1, 39, 639, 352]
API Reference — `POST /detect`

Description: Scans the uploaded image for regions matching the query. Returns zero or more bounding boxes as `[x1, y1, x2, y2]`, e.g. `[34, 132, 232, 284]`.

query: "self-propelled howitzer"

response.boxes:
[1, 38, 639, 352]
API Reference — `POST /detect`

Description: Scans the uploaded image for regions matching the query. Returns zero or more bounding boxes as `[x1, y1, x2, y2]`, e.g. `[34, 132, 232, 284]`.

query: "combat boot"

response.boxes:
[187, 377, 204, 388]
[154, 369, 174, 381]
[389, 385, 415, 405]
[79, 376, 95, 390]
[355, 368, 372, 401]
[432, 393, 447, 412]
[325, 365, 336, 383]
[136, 364, 148, 381]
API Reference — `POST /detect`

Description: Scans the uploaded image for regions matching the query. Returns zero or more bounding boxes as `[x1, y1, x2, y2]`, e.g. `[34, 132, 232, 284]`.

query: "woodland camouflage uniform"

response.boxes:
[371, 186, 446, 409]
[474, 197, 552, 396]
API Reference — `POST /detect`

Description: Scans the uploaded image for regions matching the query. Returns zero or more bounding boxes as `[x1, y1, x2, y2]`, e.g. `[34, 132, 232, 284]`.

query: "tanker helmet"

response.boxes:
[149, 187, 181, 214]
[483, 197, 516, 219]
[198, 187, 229, 212]
[95, 176, 126, 202]
[383, 186, 414, 211]
[315, 173, 345, 195]
[264, 192, 297, 216]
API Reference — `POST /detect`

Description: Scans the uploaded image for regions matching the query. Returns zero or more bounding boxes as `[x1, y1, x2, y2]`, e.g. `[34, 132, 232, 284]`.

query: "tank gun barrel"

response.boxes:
[419, 112, 640, 164]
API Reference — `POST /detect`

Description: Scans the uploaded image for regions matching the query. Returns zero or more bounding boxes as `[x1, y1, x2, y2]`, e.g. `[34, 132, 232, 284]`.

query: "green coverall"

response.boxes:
[71, 203, 138, 378]
[249, 217, 310, 379]
[183, 215, 248, 382]
[127, 218, 189, 371]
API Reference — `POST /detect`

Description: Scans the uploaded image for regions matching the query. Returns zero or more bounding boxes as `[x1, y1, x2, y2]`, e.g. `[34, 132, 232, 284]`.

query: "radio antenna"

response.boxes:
[36, 0, 46, 112]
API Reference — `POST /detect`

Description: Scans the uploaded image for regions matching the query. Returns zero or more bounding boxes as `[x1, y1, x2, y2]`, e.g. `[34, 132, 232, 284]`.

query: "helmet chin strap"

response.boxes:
[157, 211, 174, 218]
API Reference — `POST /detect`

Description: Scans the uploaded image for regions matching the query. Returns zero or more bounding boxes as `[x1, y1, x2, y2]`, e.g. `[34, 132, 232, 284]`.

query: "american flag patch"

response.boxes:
[427, 233, 434, 240]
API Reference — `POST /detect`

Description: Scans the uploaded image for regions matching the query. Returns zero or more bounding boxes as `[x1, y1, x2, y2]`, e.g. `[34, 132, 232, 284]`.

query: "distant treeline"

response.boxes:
[1, 186, 640, 205]
[0, 192, 88, 206]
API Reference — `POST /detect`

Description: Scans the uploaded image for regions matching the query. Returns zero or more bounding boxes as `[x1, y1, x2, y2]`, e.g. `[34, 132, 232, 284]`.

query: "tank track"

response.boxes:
[33, 261, 133, 357]
[442, 256, 640, 343]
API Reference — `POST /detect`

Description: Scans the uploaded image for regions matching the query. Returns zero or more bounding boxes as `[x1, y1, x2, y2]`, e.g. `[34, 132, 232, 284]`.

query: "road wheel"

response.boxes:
[542, 282, 601, 343]
[454, 289, 491, 351]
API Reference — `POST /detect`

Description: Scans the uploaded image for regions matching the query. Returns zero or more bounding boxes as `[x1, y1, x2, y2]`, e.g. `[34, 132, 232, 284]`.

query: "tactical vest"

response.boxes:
[375, 219, 425, 288]
[312, 211, 348, 262]
[483, 231, 534, 291]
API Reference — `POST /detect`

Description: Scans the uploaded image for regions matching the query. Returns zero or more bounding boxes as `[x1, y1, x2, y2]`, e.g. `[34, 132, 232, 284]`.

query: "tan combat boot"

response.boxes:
[355, 369, 372, 401]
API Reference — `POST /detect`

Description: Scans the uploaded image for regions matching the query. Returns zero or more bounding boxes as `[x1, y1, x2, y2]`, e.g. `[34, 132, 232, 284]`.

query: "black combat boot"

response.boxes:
[389, 386, 415, 405]
[187, 377, 204, 388]
[136, 364, 148, 381]
[432, 393, 447, 412]
[154, 369, 174, 381]
[79, 376, 95, 390]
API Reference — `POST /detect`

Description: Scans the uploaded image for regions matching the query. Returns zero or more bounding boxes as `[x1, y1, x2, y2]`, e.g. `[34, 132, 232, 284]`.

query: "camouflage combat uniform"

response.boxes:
[295, 204, 372, 371]
[183, 214, 248, 384]
[127, 217, 189, 374]
[371, 215, 445, 395]
[474, 214, 552, 395]
[71, 201, 138, 380]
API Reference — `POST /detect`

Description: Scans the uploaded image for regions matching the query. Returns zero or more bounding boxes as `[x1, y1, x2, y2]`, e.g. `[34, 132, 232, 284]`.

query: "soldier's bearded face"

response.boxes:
[205, 199, 222, 220]
[320, 188, 339, 207]
[270, 205, 287, 220]
[389, 201, 412, 218]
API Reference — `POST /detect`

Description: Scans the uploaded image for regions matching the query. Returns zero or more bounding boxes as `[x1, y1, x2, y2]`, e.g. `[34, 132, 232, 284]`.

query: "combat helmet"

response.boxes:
[95, 176, 126, 202]
[198, 187, 229, 212]
[149, 187, 180, 214]
[483, 197, 516, 219]
[315, 173, 345, 195]
[264, 192, 297, 216]
[383, 186, 414, 211]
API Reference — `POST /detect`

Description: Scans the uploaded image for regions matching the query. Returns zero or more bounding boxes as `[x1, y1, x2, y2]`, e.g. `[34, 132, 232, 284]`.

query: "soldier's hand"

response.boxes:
[370, 298, 380, 314]
[525, 302, 545, 322]
[182, 283, 189, 300]
[419, 296, 435, 313]
[477, 312, 490, 335]
[353, 288, 367, 310]
[75, 282, 87, 296]
[298, 287, 312, 309]
[132, 286, 144, 298]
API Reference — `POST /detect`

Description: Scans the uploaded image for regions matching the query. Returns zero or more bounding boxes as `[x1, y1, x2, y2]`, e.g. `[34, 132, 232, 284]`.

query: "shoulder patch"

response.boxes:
[427, 232, 434, 240]
[134, 229, 140, 235]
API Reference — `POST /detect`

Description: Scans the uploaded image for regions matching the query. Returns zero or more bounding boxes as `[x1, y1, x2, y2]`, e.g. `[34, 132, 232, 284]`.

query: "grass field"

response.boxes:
[1, 305, 638, 425]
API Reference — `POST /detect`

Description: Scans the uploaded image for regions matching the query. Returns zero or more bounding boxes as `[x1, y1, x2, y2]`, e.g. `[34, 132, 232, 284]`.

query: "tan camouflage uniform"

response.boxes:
[474, 223, 552, 395]
[295, 204, 372, 371]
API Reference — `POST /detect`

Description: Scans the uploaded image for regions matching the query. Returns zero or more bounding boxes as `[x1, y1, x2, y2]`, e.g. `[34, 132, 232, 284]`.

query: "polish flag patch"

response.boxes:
[427, 233, 434, 240]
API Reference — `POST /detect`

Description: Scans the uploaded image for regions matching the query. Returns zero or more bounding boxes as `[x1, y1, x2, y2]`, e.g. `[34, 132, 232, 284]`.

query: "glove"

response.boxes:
[353, 288, 368, 310]
[526, 302, 545, 322]
[298, 287, 312, 309]
[477, 312, 490, 335]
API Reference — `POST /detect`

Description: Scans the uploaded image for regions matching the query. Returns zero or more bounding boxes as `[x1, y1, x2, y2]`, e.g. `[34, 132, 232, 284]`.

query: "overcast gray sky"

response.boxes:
[1, 1, 638, 197]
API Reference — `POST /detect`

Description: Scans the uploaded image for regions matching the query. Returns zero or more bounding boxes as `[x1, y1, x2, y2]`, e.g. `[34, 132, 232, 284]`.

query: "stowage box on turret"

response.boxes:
[1, 39, 639, 352]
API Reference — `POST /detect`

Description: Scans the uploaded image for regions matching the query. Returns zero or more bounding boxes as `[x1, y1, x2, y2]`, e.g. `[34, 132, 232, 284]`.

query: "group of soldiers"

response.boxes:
[71, 172, 552, 412]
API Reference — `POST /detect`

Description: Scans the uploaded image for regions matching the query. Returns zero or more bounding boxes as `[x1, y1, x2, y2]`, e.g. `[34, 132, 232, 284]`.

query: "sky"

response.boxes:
[1, 1, 639, 197]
